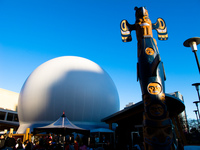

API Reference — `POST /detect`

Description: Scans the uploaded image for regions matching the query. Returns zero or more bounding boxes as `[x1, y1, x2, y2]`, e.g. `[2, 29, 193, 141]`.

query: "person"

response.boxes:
[70, 135, 74, 144]
[74, 140, 78, 150]
[69, 142, 74, 150]
[32, 138, 45, 150]
[75, 134, 80, 144]
[101, 135, 106, 143]
[65, 140, 70, 150]
[15, 138, 25, 149]
[95, 135, 99, 144]
[24, 140, 32, 150]
[0, 135, 6, 149]
[2, 136, 15, 150]
[65, 141, 74, 150]
[100, 134, 106, 143]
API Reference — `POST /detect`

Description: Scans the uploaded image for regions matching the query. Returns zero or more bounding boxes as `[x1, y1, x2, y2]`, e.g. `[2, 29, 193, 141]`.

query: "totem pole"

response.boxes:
[120, 7, 174, 150]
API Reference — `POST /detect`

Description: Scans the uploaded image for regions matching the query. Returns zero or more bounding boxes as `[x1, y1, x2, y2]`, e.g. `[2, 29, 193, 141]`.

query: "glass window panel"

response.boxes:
[0, 111, 6, 120]
[13, 114, 19, 122]
[7, 113, 13, 121]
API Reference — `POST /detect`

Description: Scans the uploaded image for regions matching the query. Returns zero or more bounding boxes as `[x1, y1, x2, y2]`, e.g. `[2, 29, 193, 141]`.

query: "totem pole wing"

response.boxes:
[152, 18, 168, 40]
[120, 20, 135, 42]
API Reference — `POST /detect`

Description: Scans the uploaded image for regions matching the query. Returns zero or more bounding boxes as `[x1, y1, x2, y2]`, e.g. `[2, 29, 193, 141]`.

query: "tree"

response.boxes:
[187, 119, 199, 132]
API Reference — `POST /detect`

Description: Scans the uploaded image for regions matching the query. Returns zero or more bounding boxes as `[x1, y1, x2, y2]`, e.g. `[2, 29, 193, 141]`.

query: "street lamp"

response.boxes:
[184, 37, 200, 74]
[194, 110, 200, 128]
[193, 101, 200, 120]
[192, 83, 200, 101]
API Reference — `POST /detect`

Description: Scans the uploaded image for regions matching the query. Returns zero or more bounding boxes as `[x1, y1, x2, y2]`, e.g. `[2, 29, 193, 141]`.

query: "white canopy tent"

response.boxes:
[33, 112, 90, 136]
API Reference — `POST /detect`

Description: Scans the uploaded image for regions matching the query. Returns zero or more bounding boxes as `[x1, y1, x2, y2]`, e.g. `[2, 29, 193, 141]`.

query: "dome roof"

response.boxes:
[17, 56, 119, 133]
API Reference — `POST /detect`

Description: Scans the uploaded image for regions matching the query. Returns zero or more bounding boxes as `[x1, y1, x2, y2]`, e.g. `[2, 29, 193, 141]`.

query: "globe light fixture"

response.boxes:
[184, 37, 200, 74]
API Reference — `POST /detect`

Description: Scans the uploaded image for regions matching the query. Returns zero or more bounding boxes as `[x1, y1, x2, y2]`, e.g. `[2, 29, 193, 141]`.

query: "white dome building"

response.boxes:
[17, 56, 119, 133]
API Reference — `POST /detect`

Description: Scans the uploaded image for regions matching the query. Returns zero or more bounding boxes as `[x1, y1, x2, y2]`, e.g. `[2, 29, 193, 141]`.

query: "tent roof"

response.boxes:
[33, 112, 90, 136]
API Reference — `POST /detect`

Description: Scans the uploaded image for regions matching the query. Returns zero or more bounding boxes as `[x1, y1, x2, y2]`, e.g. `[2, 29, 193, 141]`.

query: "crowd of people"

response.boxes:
[0, 133, 113, 150]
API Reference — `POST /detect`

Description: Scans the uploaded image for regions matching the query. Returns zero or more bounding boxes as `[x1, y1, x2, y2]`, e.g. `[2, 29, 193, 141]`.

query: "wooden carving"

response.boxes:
[120, 7, 174, 150]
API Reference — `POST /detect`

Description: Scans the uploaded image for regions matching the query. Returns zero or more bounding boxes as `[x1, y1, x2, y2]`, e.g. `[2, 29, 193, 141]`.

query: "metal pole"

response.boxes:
[197, 88, 200, 102]
[192, 83, 200, 102]
[193, 101, 200, 122]
[194, 110, 200, 129]
[193, 51, 200, 74]
[183, 37, 200, 74]
[196, 103, 200, 120]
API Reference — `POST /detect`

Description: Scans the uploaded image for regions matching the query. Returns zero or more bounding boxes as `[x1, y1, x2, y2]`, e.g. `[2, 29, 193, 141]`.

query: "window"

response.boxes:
[0, 111, 6, 120]
[7, 113, 14, 121]
[13, 114, 19, 122]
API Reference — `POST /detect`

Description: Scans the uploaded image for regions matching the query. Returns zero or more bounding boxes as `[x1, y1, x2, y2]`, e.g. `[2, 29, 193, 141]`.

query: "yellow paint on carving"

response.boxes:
[121, 20, 128, 32]
[135, 9, 153, 41]
[161, 93, 165, 101]
[145, 47, 154, 55]
[147, 82, 162, 95]
[157, 18, 165, 30]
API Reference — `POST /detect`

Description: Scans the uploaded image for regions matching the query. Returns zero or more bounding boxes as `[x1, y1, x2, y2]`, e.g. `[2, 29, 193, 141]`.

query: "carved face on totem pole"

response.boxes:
[143, 125, 173, 150]
[134, 7, 153, 41]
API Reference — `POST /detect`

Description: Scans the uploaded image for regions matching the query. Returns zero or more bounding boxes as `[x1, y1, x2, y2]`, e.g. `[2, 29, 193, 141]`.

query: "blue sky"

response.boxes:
[0, 0, 199, 120]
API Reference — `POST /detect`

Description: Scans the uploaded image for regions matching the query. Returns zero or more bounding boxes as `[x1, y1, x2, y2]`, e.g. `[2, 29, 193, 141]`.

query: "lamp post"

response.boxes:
[183, 37, 200, 74]
[194, 110, 200, 129]
[192, 83, 200, 101]
[193, 101, 200, 120]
